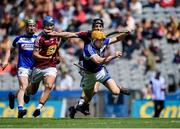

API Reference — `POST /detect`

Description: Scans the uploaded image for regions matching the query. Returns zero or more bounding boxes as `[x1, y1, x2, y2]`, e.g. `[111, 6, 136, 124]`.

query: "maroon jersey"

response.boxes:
[34, 32, 60, 68]
[77, 31, 92, 44]
[77, 31, 92, 61]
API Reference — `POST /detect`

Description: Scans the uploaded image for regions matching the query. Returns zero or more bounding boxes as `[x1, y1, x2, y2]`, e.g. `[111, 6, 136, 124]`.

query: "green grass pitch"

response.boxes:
[0, 118, 179, 128]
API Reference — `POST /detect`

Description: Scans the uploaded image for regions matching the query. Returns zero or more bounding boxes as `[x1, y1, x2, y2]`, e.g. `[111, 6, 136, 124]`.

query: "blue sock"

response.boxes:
[18, 106, 23, 111]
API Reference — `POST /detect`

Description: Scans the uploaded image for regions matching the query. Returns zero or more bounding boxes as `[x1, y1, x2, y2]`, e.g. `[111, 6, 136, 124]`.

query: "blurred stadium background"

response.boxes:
[0, 0, 179, 118]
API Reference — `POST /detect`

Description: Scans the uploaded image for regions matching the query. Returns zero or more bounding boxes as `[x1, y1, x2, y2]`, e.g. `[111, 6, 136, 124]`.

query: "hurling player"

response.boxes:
[30, 16, 75, 117]
[6, 19, 37, 118]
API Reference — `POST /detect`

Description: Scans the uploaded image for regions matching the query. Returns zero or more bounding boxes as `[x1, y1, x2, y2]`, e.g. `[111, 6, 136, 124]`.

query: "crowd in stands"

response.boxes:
[0, 0, 179, 92]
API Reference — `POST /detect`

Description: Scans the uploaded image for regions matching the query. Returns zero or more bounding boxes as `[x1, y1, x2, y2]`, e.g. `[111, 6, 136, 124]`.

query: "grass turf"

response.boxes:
[0, 118, 179, 128]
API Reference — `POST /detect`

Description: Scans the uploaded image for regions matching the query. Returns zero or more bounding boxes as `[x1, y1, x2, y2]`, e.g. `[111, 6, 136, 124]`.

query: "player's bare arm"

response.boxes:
[47, 31, 77, 38]
[1, 48, 10, 70]
[1, 45, 18, 70]
[53, 47, 61, 63]
[108, 30, 130, 45]
[90, 51, 122, 65]
[0, 38, 12, 70]
[33, 47, 52, 61]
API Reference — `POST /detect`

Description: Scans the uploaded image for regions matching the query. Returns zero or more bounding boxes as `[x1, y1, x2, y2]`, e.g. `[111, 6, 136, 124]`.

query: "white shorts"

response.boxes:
[80, 67, 111, 90]
[31, 67, 57, 84]
[17, 67, 32, 77]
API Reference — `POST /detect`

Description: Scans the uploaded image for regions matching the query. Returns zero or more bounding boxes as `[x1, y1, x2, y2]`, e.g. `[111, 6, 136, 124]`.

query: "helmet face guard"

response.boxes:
[25, 19, 36, 35]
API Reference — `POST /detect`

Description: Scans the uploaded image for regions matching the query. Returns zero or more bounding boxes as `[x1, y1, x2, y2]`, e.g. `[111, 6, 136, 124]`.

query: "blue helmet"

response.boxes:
[43, 16, 55, 26]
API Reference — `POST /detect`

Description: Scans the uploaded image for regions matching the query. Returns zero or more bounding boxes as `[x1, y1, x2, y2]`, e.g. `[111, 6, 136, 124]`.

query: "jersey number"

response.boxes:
[46, 45, 57, 55]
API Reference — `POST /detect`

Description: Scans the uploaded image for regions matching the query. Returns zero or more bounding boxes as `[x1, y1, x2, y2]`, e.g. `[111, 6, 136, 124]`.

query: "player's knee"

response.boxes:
[45, 83, 54, 90]
[19, 85, 27, 92]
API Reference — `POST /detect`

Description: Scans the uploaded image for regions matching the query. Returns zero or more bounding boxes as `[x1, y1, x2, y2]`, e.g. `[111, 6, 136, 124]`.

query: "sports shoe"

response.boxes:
[33, 109, 41, 117]
[76, 103, 90, 116]
[120, 87, 130, 95]
[18, 109, 27, 118]
[8, 92, 15, 109]
[68, 106, 77, 119]
[24, 94, 30, 104]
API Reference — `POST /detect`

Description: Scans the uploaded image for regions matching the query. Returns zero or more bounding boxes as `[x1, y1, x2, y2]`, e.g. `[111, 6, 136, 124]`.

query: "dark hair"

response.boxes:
[92, 18, 104, 28]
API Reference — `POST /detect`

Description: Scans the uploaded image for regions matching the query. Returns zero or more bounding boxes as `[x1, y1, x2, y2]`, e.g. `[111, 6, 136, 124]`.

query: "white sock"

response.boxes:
[75, 98, 85, 109]
[36, 103, 43, 110]
[78, 98, 85, 106]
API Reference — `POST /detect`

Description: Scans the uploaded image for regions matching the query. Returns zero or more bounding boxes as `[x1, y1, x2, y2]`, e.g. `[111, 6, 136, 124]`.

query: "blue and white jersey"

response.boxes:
[12, 34, 37, 69]
[82, 38, 110, 73]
